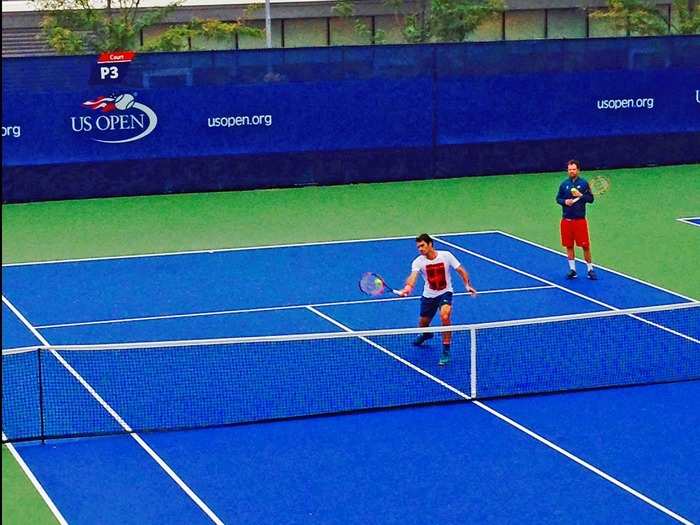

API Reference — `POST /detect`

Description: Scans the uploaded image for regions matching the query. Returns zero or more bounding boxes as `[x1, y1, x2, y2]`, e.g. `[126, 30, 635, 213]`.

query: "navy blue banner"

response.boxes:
[2, 79, 433, 166]
[2, 37, 699, 202]
[436, 69, 700, 144]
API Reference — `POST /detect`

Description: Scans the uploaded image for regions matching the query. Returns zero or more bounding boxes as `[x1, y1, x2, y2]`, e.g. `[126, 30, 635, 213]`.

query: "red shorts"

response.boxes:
[560, 218, 590, 248]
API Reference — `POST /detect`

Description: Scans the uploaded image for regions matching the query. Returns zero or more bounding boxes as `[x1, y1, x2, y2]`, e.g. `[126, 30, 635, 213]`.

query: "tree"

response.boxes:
[331, 0, 387, 44]
[675, 0, 700, 33]
[144, 16, 264, 52]
[591, 0, 700, 36]
[404, 0, 504, 43]
[34, 0, 264, 55]
[333, 0, 503, 44]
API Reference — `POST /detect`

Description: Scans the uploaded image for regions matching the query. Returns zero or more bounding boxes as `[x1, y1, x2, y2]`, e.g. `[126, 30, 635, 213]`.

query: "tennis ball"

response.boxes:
[375, 278, 383, 286]
[114, 94, 135, 110]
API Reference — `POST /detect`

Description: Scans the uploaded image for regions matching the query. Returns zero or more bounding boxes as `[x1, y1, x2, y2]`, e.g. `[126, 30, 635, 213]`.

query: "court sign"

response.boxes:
[90, 51, 136, 85]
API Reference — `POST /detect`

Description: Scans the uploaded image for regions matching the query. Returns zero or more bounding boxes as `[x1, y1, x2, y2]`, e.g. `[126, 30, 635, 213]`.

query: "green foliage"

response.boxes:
[674, 0, 700, 33]
[34, 0, 263, 54]
[41, 19, 87, 54]
[409, 0, 504, 43]
[352, 19, 374, 43]
[369, 26, 387, 44]
[590, 0, 669, 35]
[401, 14, 423, 42]
[331, 0, 386, 44]
[591, 0, 699, 35]
[144, 18, 263, 51]
[35, 0, 183, 53]
[143, 23, 190, 51]
[334, 0, 502, 44]
[331, 0, 354, 18]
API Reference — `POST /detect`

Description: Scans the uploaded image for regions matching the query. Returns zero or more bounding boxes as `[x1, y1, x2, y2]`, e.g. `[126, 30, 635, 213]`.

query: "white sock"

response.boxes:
[587, 263, 594, 272]
[568, 259, 576, 271]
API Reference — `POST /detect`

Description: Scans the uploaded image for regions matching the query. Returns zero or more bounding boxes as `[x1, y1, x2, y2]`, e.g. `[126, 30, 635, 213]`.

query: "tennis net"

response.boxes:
[3, 302, 699, 443]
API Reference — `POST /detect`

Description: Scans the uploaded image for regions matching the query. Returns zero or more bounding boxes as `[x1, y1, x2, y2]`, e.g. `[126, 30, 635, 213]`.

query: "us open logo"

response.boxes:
[70, 94, 157, 143]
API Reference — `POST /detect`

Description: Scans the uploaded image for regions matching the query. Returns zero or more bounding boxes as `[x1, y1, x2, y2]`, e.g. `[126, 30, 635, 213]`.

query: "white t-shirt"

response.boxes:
[411, 250, 462, 298]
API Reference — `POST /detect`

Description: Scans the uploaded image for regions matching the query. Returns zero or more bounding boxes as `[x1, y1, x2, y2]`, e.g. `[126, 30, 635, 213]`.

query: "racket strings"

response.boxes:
[590, 175, 611, 196]
[359, 272, 387, 296]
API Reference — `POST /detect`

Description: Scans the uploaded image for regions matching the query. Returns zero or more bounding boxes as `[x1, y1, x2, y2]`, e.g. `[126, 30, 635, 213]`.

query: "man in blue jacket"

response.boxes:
[556, 160, 597, 280]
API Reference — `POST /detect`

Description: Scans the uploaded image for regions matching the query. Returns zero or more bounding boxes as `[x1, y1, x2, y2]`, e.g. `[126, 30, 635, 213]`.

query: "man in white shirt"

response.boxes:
[399, 233, 477, 365]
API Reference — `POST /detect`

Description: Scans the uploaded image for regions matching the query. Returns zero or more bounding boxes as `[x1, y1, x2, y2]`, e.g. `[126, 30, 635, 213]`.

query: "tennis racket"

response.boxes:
[359, 272, 401, 296]
[572, 175, 611, 203]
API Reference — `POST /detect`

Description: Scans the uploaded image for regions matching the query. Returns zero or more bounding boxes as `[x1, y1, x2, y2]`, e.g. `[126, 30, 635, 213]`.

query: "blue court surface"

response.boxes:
[2, 231, 699, 524]
[677, 217, 700, 228]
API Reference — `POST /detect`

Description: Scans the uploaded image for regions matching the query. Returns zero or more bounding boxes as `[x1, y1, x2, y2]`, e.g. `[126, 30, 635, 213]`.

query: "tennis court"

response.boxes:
[677, 217, 700, 228]
[3, 229, 699, 524]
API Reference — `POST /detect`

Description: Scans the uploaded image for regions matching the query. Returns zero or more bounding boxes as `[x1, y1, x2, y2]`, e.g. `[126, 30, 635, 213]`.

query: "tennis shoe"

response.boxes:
[413, 333, 434, 346]
[439, 350, 451, 366]
[587, 269, 598, 280]
[565, 269, 577, 280]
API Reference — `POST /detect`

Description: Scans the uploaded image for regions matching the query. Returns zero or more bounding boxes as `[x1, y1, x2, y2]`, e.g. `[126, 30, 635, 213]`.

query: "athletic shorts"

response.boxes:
[420, 291, 453, 319]
[560, 218, 590, 249]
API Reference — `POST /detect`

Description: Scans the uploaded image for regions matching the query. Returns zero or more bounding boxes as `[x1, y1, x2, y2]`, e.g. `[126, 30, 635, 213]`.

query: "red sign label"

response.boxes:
[97, 51, 136, 64]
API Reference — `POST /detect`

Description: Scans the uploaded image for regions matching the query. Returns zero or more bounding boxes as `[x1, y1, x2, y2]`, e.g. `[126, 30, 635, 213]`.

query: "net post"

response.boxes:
[470, 328, 477, 399]
[37, 347, 46, 444]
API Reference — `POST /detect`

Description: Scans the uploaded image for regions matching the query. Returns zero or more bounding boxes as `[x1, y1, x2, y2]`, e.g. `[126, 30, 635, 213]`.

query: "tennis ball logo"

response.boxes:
[76, 93, 158, 144]
[114, 93, 135, 110]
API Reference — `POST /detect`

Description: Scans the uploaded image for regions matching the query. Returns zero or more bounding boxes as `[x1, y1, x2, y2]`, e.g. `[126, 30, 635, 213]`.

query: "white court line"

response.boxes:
[7, 302, 697, 353]
[4, 228, 693, 304]
[36, 285, 554, 329]
[303, 305, 694, 525]
[676, 217, 700, 228]
[470, 402, 695, 525]
[492, 230, 698, 302]
[1, 295, 225, 525]
[1, 231, 501, 267]
[305, 307, 472, 401]
[13, 226, 691, 331]
[433, 236, 699, 343]
[3, 433, 69, 525]
[5, 232, 696, 522]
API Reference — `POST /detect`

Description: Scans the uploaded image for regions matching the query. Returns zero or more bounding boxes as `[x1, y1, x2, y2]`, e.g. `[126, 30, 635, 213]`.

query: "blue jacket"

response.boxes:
[557, 176, 594, 219]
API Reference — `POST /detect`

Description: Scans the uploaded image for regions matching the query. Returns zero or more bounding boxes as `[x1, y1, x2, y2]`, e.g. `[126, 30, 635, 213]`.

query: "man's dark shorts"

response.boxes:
[420, 291, 453, 319]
